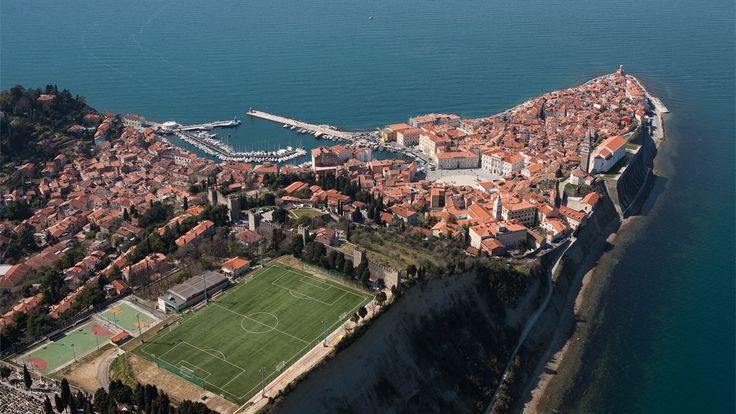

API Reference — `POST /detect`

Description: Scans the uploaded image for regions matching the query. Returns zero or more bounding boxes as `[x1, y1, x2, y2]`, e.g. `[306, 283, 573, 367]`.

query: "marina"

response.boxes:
[245, 108, 427, 163]
[148, 119, 306, 163]
[173, 130, 306, 163]
[149, 111, 426, 166]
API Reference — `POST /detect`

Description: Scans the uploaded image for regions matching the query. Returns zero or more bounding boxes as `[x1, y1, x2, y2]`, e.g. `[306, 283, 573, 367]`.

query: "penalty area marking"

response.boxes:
[203, 349, 227, 361]
[267, 264, 368, 298]
[271, 271, 348, 306]
[179, 360, 212, 379]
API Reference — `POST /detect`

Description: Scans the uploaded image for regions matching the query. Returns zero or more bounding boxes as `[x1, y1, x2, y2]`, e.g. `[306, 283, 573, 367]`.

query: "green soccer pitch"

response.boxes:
[134, 261, 372, 404]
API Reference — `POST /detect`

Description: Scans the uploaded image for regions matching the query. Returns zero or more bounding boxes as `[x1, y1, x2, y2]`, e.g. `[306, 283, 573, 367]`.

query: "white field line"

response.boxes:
[143, 262, 372, 403]
[297, 276, 331, 291]
[267, 263, 369, 298]
[272, 273, 345, 306]
[271, 268, 365, 305]
[120, 300, 161, 324]
[180, 341, 248, 374]
[156, 341, 182, 361]
[220, 369, 248, 390]
[179, 360, 212, 379]
[237, 294, 372, 402]
[211, 303, 309, 345]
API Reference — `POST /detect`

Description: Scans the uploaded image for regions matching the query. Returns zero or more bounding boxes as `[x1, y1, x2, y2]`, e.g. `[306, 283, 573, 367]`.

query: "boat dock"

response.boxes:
[179, 118, 241, 131]
[245, 109, 360, 140]
[147, 118, 305, 163]
[173, 130, 306, 163]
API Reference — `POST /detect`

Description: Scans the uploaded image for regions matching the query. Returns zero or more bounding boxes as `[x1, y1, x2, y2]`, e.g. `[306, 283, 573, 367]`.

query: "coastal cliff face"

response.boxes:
[510, 185, 622, 412]
[271, 270, 541, 414]
[516, 141, 659, 412]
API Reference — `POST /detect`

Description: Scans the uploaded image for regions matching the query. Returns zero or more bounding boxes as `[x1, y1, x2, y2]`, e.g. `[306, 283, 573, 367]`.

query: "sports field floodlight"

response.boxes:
[322, 319, 328, 347]
[137, 314, 143, 341]
[71, 344, 77, 362]
[202, 273, 209, 304]
[259, 367, 266, 398]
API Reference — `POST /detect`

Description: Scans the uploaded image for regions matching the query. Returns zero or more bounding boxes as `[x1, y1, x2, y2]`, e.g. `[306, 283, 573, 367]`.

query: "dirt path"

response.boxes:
[97, 350, 117, 390]
[55, 346, 116, 393]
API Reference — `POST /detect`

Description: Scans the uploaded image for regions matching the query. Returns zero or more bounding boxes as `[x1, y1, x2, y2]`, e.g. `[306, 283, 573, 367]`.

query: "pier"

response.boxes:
[172, 130, 306, 163]
[245, 109, 361, 141]
[180, 118, 241, 131]
[148, 118, 306, 163]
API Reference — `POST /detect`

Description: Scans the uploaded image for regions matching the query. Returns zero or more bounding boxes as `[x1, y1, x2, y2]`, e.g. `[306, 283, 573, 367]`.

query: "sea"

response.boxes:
[2, 0, 734, 412]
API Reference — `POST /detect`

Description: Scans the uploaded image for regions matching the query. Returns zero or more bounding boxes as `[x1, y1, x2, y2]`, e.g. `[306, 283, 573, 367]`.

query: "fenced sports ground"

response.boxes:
[19, 320, 115, 374]
[134, 261, 371, 404]
[99, 301, 157, 335]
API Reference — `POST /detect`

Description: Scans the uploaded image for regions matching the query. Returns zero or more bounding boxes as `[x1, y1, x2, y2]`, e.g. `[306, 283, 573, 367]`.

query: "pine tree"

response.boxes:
[54, 393, 64, 413]
[22, 364, 32, 390]
[61, 378, 71, 409]
[43, 395, 53, 414]
[134, 383, 145, 409]
[68, 394, 77, 414]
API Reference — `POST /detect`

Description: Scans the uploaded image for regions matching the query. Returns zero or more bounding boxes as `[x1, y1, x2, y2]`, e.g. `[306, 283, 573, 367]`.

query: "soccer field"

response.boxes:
[134, 261, 371, 403]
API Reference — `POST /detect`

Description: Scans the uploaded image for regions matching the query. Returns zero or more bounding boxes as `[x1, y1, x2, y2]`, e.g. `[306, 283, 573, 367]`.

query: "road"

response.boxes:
[96, 349, 118, 390]
[484, 238, 575, 413]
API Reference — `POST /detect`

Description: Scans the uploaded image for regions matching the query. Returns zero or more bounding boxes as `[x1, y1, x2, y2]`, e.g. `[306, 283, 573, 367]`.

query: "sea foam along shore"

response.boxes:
[520, 82, 668, 414]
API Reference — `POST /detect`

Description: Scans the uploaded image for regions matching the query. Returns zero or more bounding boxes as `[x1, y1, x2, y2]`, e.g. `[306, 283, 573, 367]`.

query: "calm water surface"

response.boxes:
[2, 0, 734, 412]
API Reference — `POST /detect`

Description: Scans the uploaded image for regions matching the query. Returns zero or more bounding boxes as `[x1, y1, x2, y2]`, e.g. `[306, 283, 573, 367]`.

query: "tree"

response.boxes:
[334, 252, 345, 271]
[342, 260, 354, 277]
[326, 250, 338, 269]
[109, 264, 122, 280]
[43, 395, 53, 414]
[1, 200, 34, 222]
[122, 207, 130, 222]
[375, 291, 387, 306]
[61, 378, 71, 410]
[93, 388, 110, 413]
[134, 383, 145, 409]
[68, 395, 77, 414]
[350, 313, 359, 324]
[406, 264, 417, 278]
[54, 394, 64, 413]
[0, 366, 11, 381]
[272, 207, 288, 225]
[357, 261, 371, 285]
[182, 197, 189, 211]
[358, 306, 368, 319]
[289, 236, 304, 258]
[22, 364, 32, 390]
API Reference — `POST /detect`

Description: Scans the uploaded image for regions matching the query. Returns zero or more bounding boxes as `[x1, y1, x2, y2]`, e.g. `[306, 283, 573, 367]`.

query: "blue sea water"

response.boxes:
[2, 0, 734, 412]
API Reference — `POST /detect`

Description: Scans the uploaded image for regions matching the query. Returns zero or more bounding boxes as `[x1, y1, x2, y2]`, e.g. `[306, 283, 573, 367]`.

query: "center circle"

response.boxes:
[240, 312, 279, 334]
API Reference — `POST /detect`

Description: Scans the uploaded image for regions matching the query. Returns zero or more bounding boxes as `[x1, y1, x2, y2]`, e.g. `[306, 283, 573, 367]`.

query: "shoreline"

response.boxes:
[521, 215, 645, 413]
[520, 81, 668, 413]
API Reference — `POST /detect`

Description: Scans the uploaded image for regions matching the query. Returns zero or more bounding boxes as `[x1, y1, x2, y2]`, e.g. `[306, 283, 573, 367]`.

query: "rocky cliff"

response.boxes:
[271, 268, 542, 414]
